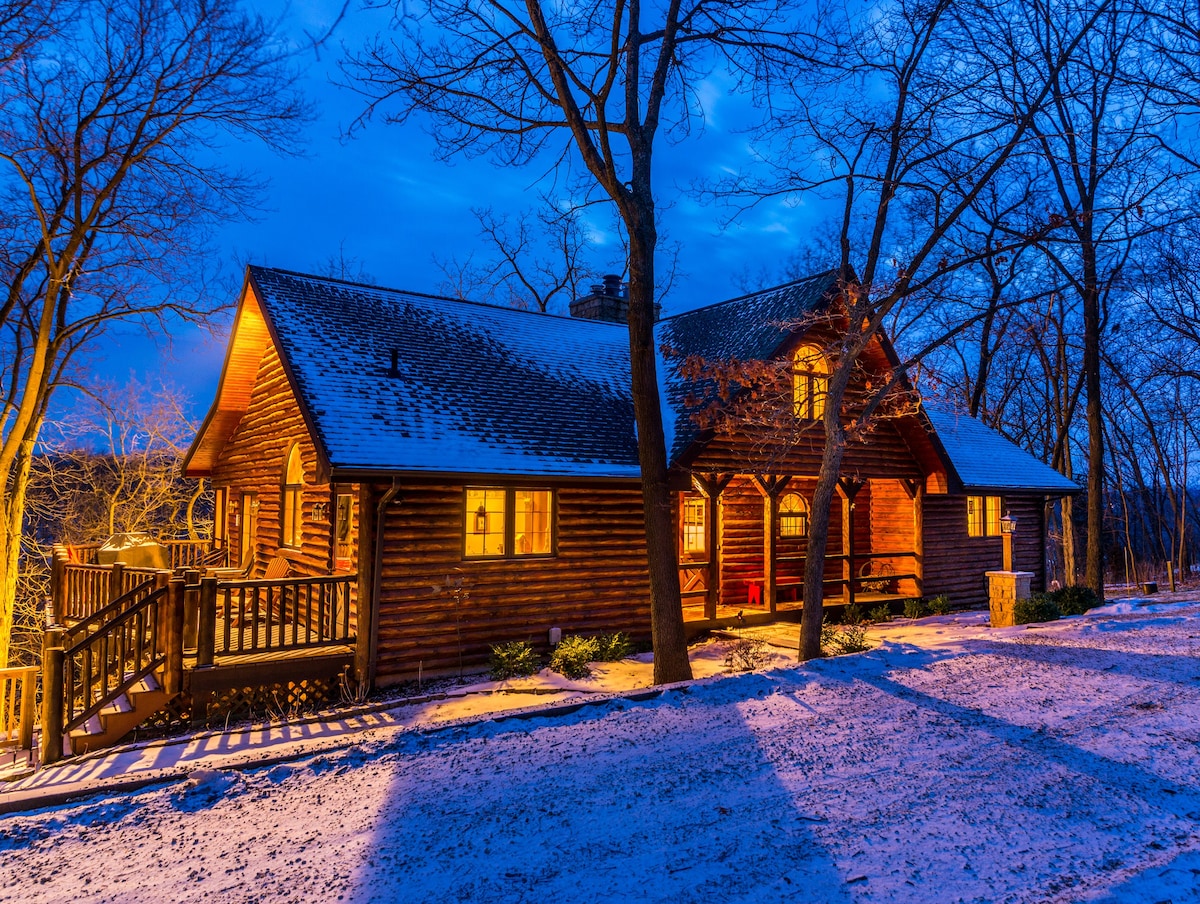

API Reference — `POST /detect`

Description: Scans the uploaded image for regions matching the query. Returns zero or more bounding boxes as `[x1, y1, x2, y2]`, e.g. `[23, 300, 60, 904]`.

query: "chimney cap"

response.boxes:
[602, 274, 624, 296]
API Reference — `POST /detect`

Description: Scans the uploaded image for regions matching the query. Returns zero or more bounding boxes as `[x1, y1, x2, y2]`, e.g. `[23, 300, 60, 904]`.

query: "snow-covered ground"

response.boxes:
[3, 599, 1200, 903]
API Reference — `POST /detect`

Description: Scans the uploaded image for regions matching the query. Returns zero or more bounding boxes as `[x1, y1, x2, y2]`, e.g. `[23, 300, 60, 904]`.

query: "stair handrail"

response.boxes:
[59, 582, 171, 741]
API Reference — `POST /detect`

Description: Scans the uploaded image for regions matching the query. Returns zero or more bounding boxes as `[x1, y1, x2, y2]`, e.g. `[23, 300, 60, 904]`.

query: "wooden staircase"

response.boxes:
[66, 670, 171, 756]
[42, 573, 181, 765]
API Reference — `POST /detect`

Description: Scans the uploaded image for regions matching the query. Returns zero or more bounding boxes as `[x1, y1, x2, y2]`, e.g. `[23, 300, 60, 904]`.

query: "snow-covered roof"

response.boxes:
[655, 270, 840, 460]
[922, 404, 1080, 494]
[247, 267, 639, 478]
[188, 265, 1077, 494]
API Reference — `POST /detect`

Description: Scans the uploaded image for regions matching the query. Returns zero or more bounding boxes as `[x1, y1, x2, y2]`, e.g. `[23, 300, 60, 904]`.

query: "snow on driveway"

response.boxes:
[3, 601, 1200, 904]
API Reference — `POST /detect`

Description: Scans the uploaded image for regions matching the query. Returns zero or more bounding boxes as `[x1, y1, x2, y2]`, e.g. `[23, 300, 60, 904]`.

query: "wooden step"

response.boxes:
[68, 673, 170, 756]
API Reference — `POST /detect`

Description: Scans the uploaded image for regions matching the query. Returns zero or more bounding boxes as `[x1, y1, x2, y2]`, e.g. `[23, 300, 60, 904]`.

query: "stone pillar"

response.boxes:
[986, 570, 1034, 627]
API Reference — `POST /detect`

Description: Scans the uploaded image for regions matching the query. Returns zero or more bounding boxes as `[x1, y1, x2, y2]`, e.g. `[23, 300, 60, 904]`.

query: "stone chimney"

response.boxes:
[569, 274, 661, 322]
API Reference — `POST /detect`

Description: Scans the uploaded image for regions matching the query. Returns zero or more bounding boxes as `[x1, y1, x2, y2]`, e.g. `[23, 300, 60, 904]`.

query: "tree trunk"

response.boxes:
[1082, 256, 1105, 598]
[799, 427, 846, 660]
[625, 211, 691, 684]
[0, 435, 38, 668]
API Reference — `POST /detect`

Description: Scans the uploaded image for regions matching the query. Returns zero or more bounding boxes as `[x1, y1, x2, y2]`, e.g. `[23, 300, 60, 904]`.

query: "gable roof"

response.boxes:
[185, 265, 1077, 496]
[655, 269, 841, 461]
[922, 404, 1080, 494]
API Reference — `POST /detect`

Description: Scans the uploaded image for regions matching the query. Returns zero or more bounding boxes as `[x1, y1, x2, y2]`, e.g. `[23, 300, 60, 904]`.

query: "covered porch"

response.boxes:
[677, 472, 926, 634]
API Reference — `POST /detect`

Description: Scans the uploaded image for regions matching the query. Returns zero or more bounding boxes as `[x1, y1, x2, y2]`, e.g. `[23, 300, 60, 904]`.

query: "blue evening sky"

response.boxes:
[90, 1, 827, 419]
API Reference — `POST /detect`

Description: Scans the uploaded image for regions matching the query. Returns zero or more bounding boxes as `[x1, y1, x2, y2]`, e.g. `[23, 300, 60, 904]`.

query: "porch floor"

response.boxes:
[682, 592, 911, 639]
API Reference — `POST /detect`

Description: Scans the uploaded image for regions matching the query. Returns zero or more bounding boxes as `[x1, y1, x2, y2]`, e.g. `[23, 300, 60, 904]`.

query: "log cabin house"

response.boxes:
[179, 265, 1078, 688]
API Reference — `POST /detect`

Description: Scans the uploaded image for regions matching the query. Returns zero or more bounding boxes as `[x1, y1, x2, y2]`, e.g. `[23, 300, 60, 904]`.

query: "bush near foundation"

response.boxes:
[903, 597, 927, 619]
[1014, 594, 1061, 625]
[927, 594, 952, 616]
[489, 641, 541, 680]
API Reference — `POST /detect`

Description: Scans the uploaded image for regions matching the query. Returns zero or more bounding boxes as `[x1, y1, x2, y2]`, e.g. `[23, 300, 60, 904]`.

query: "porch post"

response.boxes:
[901, 479, 925, 597]
[693, 473, 733, 620]
[753, 475, 791, 615]
[838, 479, 864, 607]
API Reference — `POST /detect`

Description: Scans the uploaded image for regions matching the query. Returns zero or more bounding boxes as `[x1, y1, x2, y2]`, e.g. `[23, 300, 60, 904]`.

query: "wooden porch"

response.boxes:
[41, 540, 358, 762]
[678, 472, 926, 631]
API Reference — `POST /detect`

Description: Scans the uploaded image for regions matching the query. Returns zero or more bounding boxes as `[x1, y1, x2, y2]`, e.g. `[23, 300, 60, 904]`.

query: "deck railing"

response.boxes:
[195, 574, 356, 663]
[1, 666, 38, 753]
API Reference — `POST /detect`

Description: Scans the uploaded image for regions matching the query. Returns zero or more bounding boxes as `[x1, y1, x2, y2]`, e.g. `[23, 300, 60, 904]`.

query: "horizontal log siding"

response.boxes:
[209, 342, 345, 579]
[716, 477, 846, 607]
[692, 420, 923, 479]
[921, 494, 1047, 607]
[373, 483, 651, 685]
[868, 479, 919, 597]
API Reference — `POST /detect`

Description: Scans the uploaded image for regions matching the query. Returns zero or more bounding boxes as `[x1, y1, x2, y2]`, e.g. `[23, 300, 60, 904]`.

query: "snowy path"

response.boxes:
[3, 601, 1200, 903]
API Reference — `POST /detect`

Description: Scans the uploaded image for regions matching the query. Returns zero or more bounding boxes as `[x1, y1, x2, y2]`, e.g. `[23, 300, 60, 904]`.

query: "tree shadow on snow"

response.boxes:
[349, 679, 857, 904]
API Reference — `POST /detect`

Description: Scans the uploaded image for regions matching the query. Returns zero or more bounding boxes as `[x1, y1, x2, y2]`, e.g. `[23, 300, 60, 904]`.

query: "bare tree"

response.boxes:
[727, 0, 1109, 659]
[0, 0, 307, 666]
[347, 0, 814, 683]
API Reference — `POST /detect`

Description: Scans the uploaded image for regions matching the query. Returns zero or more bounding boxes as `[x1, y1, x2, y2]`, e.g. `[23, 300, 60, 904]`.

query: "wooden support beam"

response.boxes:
[166, 578, 188, 694]
[753, 475, 793, 614]
[692, 473, 734, 618]
[912, 482, 925, 597]
[41, 634, 63, 767]
[837, 479, 864, 607]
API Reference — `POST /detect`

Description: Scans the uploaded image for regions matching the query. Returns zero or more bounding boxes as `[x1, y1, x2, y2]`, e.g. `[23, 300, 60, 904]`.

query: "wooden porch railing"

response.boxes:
[195, 574, 356, 664]
[41, 564, 357, 763]
[1, 665, 38, 753]
[42, 575, 178, 765]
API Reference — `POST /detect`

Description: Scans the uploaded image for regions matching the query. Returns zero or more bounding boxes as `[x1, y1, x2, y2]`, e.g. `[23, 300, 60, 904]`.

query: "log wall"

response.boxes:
[869, 479, 920, 597]
[922, 493, 1046, 607]
[209, 342, 352, 578]
[372, 481, 651, 685]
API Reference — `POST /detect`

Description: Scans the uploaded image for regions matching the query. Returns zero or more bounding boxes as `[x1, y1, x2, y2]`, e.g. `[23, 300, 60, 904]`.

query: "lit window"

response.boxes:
[779, 493, 809, 538]
[515, 489, 553, 556]
[967, 495, 1003, 537]
[682, 496, 706, 557]
[793, 344, 830, 420]
[465, 488, 555, 559]
[465, 488, 507, 557]
[281, 445, 304, 548]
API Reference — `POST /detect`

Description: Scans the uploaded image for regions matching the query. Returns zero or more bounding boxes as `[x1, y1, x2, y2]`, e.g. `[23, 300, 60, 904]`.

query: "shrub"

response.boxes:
[548, 634, 599, 679]
[1050, 585, 1101, 616]
[725, 637, 768, 672]
[841, 602, 864, 626]
[594, 632, 632, 661]
[489, 641, 541, 680]
[868, 604, 892, 624]
[903, 597, 927, 620]
[1014, 594, 1061, 625]
[821, 623, 871, 657]
[927, 594, 952, 616]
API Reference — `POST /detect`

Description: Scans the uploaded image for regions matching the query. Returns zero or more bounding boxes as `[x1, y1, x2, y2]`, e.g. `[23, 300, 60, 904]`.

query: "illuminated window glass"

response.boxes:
[281, 445, 304, 548]
[465, 488, 507, 557]
[515, 489, 553, 556]
[968, 495, 1003, 537]
[779, 493, 809, 538]
[682, 496, 706, 557]
[793, 344, 830, 420]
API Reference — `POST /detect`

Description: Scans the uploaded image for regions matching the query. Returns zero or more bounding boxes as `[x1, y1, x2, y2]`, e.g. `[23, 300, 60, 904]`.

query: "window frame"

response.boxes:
[281, 444, 304, 549]
[792, 343, 830, 421]
[967, 495, 1003, 538]
[463, 486, 557, 561]
[778, 492, 809, 539]
[680, 494, 707, 560]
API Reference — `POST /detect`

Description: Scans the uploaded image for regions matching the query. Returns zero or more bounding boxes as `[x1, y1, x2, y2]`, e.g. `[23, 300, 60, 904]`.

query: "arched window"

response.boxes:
[281, 445, 304, 548]
[793, 344, 829, 420]
[779, 493, 809, 538]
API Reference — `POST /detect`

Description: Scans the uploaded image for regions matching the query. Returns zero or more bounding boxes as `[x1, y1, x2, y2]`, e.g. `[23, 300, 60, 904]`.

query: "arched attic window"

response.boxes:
[779, 493, 809, 538]
[281, 444, 304, 548]
[793, 344, 829, 420]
